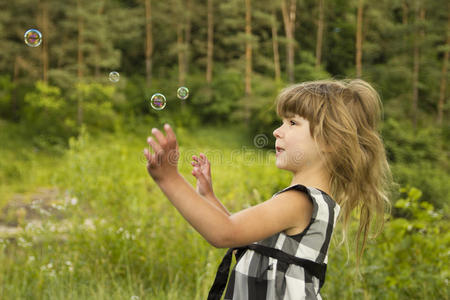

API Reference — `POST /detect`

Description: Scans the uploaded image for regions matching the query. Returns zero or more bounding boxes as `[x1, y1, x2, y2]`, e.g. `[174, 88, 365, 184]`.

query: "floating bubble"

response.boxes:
[150, 93, 166, 110]
[177, 86, 189, 100]
[109, 71, 120, 83]
[24, 29, 42, 47]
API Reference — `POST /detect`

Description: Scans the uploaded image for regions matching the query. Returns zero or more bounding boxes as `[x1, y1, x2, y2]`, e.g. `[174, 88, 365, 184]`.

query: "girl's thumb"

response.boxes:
[194, 167, 208, 184]
[192, 167, 202, 178]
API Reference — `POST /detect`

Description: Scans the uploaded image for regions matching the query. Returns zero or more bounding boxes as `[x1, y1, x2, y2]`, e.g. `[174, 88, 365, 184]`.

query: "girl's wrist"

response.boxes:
[204, 192, 217, 201]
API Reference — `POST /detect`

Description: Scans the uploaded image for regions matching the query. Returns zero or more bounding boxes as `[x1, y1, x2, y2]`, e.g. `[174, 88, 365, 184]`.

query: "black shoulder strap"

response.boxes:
[207, 244, 327, 300]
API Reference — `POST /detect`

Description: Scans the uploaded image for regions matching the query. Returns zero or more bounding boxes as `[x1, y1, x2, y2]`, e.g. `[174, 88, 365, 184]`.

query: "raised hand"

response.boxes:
[191, 153, 215, 199]
[144, 124, 180, 183]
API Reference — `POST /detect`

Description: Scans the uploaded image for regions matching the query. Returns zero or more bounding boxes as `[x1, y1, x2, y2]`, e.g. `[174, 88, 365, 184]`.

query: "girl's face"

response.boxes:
[272, 114, 324, 173]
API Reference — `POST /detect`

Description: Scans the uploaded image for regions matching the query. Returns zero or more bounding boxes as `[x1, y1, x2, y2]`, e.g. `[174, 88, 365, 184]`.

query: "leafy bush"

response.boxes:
[324, 186, 449, 300]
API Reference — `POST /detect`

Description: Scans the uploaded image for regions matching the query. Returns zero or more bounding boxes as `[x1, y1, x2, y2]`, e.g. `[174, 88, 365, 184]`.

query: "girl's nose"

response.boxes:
[273, 127, 281, 138]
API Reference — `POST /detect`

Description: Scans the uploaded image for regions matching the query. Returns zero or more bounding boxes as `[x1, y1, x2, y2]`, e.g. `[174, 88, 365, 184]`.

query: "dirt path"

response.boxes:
[0, 187, 66, 238]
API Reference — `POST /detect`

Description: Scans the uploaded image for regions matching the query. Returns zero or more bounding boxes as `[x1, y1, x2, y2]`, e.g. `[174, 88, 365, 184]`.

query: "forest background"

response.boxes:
[0, 0, 448, 299]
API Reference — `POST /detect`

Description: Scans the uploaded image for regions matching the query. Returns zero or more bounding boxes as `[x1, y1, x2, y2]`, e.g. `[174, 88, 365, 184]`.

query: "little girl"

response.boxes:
[144, 79, 395, 300]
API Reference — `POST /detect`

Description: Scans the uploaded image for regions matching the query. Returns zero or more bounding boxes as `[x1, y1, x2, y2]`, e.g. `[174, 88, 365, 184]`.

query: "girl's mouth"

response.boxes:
[276, 147, 285, 155]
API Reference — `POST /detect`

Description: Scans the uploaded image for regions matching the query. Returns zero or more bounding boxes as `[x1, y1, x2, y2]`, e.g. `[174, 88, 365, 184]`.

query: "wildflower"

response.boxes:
[83, 219, 95, 231]
[18, 237, 32, 248]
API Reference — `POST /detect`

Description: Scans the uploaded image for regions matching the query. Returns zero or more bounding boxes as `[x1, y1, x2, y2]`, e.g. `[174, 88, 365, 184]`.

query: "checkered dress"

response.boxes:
[210, 184, 341, 300]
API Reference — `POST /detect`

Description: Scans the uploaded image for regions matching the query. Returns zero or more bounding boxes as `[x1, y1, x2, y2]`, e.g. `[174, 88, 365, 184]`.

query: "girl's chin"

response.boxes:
[275, 159, 286, 169]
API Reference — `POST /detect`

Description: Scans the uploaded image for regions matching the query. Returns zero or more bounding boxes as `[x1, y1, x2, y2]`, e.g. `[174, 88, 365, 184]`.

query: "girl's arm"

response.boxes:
[157, 173, 231, 246]
[157, 173, 312, 248]
[191, 153, 230, 215]
[204, 194, 231, 216]
[145, 125, 312, 248]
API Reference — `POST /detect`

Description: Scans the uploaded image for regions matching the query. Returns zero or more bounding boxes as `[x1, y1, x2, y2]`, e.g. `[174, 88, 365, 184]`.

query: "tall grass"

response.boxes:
[0, 121, 448, 299]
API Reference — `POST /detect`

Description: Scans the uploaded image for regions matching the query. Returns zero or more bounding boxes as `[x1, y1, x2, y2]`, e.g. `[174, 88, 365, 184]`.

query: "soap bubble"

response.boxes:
[150, 93, 166, 110]
[177, 87, 189, 100]
[24, 29, 42, 47]
[109, 71, 120, 83]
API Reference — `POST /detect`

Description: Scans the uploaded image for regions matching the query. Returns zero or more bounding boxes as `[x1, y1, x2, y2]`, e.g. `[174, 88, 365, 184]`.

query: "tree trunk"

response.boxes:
[206, 0, 214, 84]
[271, 9, 281, 82]
[94, 2, 105, 79]
[77, 0, 84, 126]
[315, 0, 324, 70]
[185, 0, 192, 74]
[402, 0, 408, 25]
[412, 5, 425, 130]
[11, 56, 20, 121]
[281, 0, 296, 83]
[177, 23, 186, 86]
[437, 5, 449, 125]
[243, 0, 252, 125]
[356, 0, 363, 78]
[40, 0, 49, 83]
[94, 42, 100, 79]
[145, 0, 153, 87]
[245, 0, 252, 97]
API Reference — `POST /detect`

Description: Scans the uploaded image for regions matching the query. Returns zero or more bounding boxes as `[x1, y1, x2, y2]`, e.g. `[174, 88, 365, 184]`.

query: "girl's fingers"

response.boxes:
[193, 154, 206, 166]
[193, 154, 210, 172]
[192, 167, 200, 177]
[144, 148, 154, 164]
[151, 128, 168, 148]
[200, 153, 210, 166]
[163, 124, 177, 145]
[193, 155, 203, 164]
[147, 137, 163, 155]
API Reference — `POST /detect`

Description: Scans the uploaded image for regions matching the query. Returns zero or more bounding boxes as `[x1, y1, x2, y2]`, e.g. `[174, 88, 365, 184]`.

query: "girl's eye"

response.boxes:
[290, 120, 296, 125]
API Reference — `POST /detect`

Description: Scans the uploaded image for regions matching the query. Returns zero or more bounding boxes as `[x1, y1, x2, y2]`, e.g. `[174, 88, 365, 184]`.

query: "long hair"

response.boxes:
[275, 78, 398, 275]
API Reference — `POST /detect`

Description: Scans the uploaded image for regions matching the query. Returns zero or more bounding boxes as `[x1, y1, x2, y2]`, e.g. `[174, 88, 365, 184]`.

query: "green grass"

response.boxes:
[0, 120, 448, 299]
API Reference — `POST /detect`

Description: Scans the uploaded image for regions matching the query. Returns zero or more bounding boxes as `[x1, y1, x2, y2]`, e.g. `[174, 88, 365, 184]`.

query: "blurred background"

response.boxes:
[0, 0, 448, 299]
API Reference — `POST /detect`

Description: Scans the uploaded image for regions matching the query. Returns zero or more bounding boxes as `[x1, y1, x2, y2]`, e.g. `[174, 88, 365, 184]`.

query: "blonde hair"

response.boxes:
[275, 78, 398, 276]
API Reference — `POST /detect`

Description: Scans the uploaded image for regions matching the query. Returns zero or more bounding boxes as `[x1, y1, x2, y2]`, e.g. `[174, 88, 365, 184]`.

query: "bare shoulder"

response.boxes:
[274, 189, 314, 236]
[221, 188, 314, 248]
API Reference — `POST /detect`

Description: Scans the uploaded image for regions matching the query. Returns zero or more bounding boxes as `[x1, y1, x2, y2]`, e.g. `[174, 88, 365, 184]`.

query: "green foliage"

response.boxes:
[294, 50, 331, 82]
[382, 118, 445, 164]
[322, 185, 449, 299]
[22, 81, 77, 142]
[0, 74, 14, 119]
[362, 186, 448, 299]
[74, 82, 119, 131]
[0, 0, 449, 296]
[0, 0, 448, 137]
[21, 81, 123, 143]
[381, 118, 450, 209]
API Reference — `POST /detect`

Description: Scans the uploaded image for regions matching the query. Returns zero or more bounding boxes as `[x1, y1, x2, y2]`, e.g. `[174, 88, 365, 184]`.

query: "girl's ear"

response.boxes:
[323, 144, 333, 153]
[318, 140, 332, 153]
